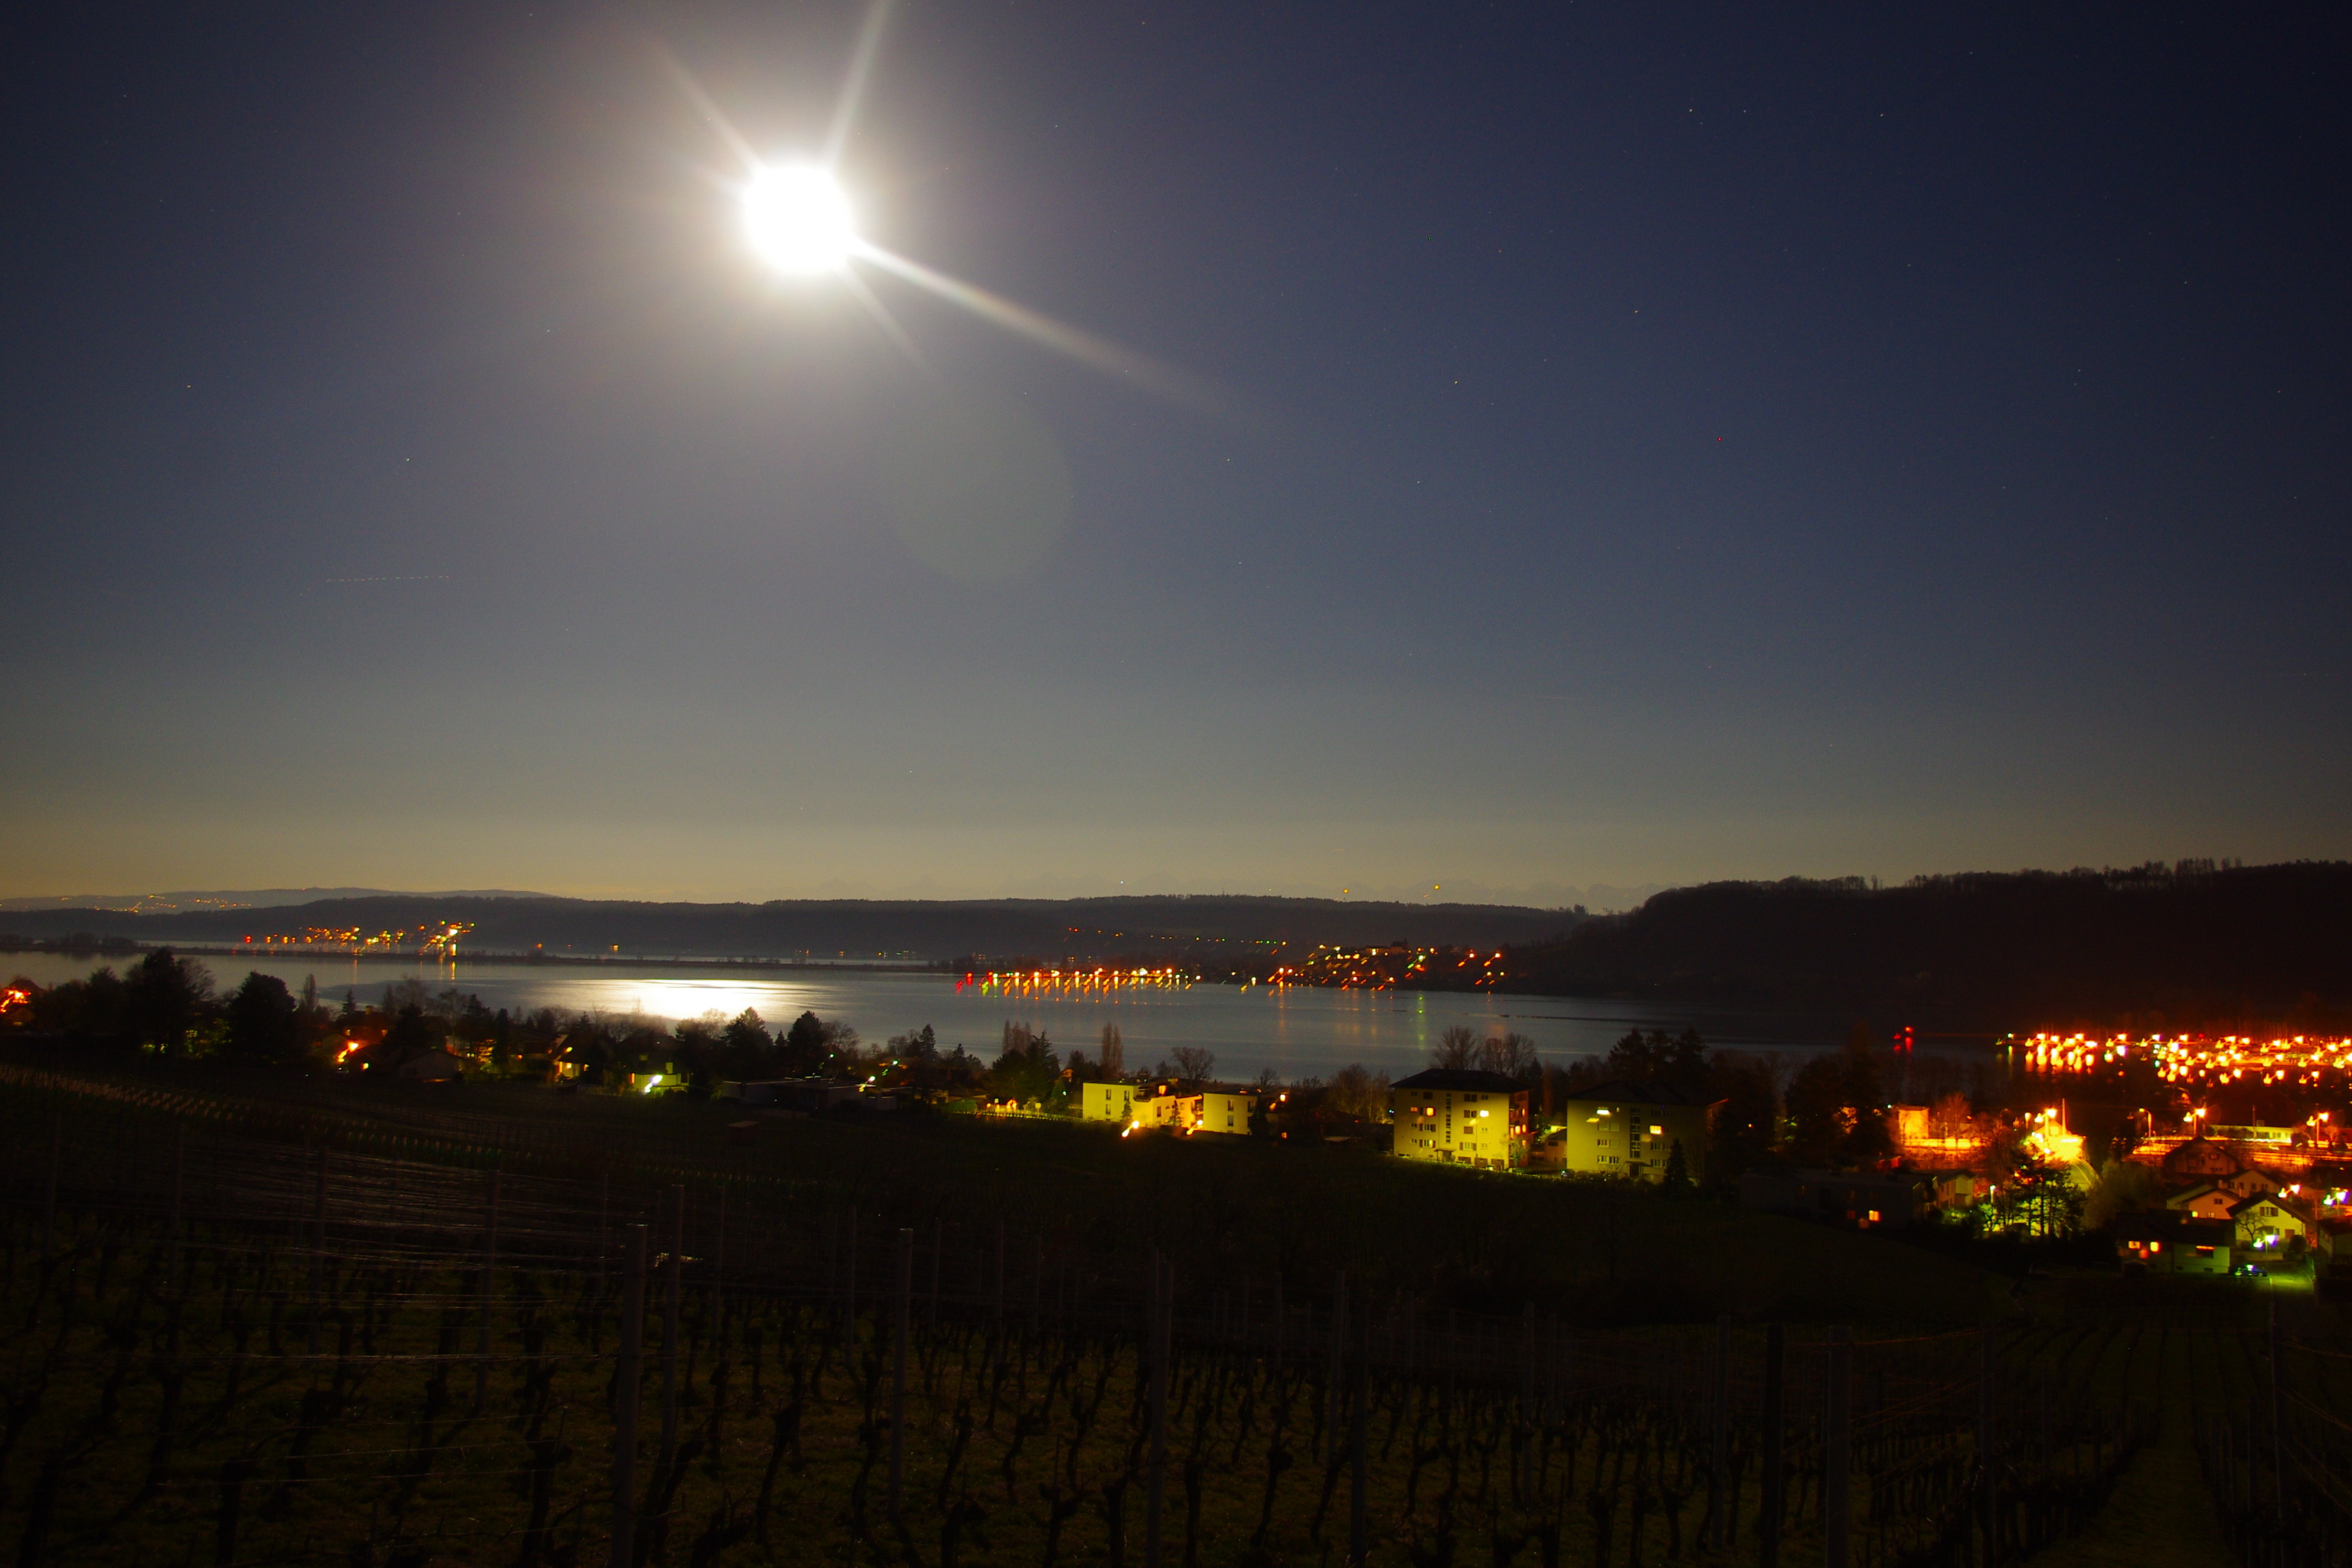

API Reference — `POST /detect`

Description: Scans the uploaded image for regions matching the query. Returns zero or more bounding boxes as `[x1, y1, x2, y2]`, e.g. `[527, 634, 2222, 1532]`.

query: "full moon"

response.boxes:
[743, 165, 855, 275]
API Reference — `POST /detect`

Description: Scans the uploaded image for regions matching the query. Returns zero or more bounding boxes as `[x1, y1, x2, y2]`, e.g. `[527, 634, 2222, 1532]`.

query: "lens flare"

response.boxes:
[743, 165, 855, 275]
[666, 5, 1242, 417]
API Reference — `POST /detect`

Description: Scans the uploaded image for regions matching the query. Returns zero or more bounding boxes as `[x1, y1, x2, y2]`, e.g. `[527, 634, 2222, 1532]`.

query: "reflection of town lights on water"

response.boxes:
[235, 920, 474, 956]
[2007, 1031, 2352, 1088]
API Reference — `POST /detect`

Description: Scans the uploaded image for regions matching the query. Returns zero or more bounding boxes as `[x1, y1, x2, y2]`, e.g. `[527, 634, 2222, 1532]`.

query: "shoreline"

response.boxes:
[0, 942, 956, 976]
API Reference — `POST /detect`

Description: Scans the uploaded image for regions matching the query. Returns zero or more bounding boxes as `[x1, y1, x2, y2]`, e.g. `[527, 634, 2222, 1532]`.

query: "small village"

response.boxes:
[258, 968, 2352, 1298]
[681, 1034, 2352, 1294]
[34, 958, 2348, 1291]
[1080, 1069, 2350, 1279]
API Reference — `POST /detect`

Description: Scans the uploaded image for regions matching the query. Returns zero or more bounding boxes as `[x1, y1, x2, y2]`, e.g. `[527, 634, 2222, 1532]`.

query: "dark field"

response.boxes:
[0, 1060, 2345, 1567]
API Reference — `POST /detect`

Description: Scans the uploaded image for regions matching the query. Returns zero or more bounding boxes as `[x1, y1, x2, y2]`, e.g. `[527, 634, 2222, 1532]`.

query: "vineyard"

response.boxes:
[0, 1062, 2345, 1567]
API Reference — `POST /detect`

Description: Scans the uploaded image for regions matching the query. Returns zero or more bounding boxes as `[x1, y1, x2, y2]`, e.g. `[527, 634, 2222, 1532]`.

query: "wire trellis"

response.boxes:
[0, 1069, 2167, 1568]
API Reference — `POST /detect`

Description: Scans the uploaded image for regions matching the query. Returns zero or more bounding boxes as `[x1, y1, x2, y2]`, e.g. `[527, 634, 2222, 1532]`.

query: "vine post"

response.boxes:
[890, 1225, 911, 1516]
[1824, 1325, 1851, 1568]
[609, 1223, 648, 1568]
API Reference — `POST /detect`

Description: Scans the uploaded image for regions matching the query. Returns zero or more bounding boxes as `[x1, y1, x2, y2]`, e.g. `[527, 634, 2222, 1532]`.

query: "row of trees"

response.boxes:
[970, 1023, 1223, 1108]
[0, 960, 1221, 1107]
[5, 951, 330, 1066]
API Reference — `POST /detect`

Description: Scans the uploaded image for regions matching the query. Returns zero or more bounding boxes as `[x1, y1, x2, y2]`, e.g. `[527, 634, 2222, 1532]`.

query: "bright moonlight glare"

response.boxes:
[743, 165, 855, 275]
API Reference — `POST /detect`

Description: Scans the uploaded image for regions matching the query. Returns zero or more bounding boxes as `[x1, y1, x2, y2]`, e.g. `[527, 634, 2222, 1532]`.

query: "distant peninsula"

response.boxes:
[6, 860, 2346, 1029]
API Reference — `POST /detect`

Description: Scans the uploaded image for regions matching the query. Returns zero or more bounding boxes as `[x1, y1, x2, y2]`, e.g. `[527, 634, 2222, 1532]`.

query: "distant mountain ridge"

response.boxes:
[0, 892, 1578, 962]
[0, 887, 547, 914]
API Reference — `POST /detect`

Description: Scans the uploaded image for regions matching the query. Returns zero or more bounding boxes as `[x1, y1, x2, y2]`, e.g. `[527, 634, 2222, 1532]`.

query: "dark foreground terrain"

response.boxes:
[0, 1061, 2341, 1566]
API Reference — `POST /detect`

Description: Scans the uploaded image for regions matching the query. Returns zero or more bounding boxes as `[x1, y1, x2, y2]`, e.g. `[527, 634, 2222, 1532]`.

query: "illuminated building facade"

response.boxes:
[2215, 1167, 2285, 1202]
[1081, 1082, 1143, 1125]
[1389, 1069, 1529, 1171]
[1080, 1080, 1263, 1136]
[1537, 1079, 1712, 1183]
[2166, 1181, 2240, 1223]
[2233, 1191, 2314, 1256]
[1193, 1090, 1259, 1135]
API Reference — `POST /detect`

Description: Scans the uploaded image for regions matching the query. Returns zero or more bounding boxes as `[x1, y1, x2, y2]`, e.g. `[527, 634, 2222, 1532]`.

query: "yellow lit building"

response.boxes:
[1193, 1090, 1259, 1135]
[1540, 1080, 1712, 1183]
[2216, 1167, 2282, 1202]
[1140, 1093, 1196, 1130]
[1389, 1070, 1529, 1170]
[2166, 1181, 2237, 1223]
[2232, 1191, 2312, 1256]
[1081, 1081, 1145, 1125]
[1081, 1080, 1263, 1135]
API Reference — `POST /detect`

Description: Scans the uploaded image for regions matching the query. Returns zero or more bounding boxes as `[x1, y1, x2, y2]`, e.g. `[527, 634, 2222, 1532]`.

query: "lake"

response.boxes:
[3, 951, 1932, 1082]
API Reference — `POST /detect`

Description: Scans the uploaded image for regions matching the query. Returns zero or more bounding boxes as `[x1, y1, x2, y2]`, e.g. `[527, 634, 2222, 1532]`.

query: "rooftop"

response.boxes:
[1558, 1077, 1713, 1107]
[1392, 1069, 1525, 1093]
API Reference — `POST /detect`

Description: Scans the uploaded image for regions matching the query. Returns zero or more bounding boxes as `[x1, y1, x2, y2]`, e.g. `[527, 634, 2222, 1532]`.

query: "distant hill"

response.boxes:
[1508, 861, 2352, 1027]
[0, 893, 1578, 964]
[0, 887, 545, 914]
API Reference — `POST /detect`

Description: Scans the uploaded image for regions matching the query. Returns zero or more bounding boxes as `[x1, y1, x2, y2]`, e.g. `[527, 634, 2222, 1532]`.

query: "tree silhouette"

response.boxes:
[1602, 1028, 1708, 1098]
[1429, 1026, 1478, 1070]
[779, 1011, 833, 1076]
[990, 1023, 1059, 1102]
[1475, 1031, 1540, 1080]
[1704, 1054, 1779, 1184]
[719, 1008, 776, 1080]
[223, 973, 302, 1066]
[125, 949, 211, 1054]
[1783, 1056, 1847, 1165]
[1326, 1063, 1389, 1122]
[379, 1005, 438, 1067]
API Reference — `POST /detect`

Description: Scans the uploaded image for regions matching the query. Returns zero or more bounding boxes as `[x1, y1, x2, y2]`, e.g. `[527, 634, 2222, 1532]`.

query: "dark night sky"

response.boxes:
[4, 3, 2346, 903]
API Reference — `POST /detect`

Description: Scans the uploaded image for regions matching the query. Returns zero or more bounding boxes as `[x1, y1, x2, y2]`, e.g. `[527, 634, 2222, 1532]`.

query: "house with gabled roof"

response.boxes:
[2116, 1211, 2233, 1275]
[2232, 1191, 2312, 1258]
[2216, 1166, 2282, 1202]
[2161, 1135, 2241, 1181]
[2166, 1181, 2238, 1223]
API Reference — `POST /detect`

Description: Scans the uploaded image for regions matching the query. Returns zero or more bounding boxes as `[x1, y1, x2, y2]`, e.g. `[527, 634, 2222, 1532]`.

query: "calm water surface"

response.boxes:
[6, 952, 1907, 1080]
